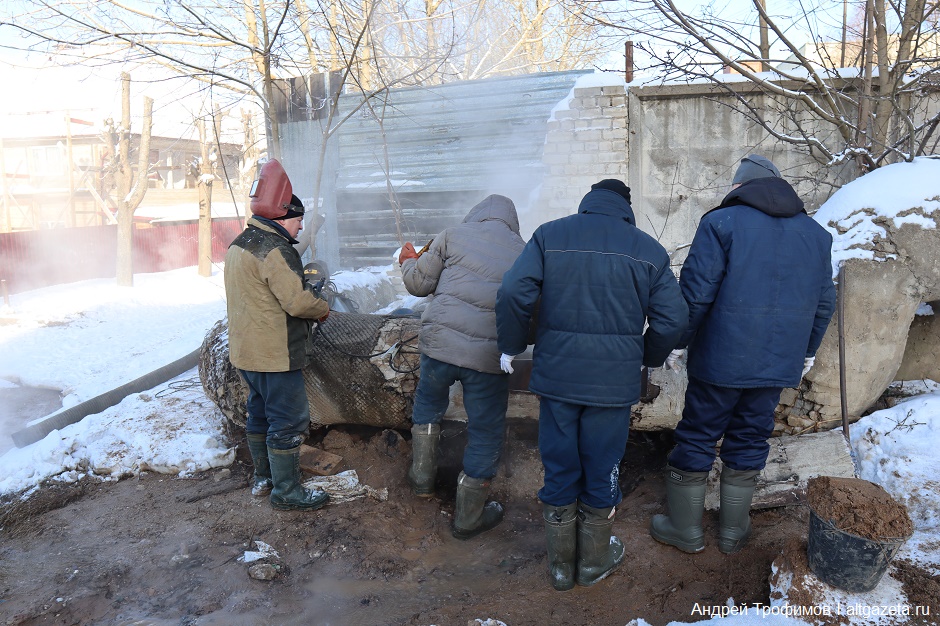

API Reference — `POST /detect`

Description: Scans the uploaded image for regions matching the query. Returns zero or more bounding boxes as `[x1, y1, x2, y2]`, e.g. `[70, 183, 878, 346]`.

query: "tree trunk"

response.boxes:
[115, 76, 153, 288]
[197, 117, 213, 278]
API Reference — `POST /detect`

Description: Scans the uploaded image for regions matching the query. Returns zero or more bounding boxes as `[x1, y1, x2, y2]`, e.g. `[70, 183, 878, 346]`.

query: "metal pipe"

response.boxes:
[11, 348, 201, 448]
[625, 41, 634, 83]
[838, 264, 850, 445]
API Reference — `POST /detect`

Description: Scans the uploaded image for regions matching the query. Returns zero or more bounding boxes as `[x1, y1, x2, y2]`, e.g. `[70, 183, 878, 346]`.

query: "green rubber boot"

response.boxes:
[451, 472, 504, 540]
[407, 423, 440, 497]
[650, 465, 708, 553]
[718, 467, 760, 554]
[268, 446, 330, 511]
[576, 503, 625, 586]
[245, 433, 273, 497]
[543, 502, 577, 591]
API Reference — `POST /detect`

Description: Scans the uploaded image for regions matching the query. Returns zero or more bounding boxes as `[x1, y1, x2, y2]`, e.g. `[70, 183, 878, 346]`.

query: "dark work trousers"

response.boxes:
[537, 397, 631, 509]
[239, 369, 309, 450]
[668, 376, 782, 473]
[411, 354, 510, 480]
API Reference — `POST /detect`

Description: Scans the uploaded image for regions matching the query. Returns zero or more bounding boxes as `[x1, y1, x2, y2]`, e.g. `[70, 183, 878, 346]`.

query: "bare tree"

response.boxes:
[107, 73, 153, 287]
[367, 0, 610, 81]
[3, 1, 299, 159]
[603, 0, 940, 172]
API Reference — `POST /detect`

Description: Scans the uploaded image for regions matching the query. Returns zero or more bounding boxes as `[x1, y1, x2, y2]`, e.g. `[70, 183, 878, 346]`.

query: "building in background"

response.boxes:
[0, 119, 243, 232]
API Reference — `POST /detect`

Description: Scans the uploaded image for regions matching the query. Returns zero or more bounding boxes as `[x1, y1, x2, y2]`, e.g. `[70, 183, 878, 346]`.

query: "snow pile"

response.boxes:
[0, 267, 228, 408]
[813, 157, 940, 279]
[330, 265, 390, 292]
[852, 383, 940, 532]
[767, 386, 940, 624]
[2, 261, 939, 625]
[0, 375, 233, 496]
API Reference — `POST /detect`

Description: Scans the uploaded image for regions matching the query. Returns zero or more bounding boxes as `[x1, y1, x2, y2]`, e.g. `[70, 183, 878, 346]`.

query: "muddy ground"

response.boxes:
[0, 418, 826, 626]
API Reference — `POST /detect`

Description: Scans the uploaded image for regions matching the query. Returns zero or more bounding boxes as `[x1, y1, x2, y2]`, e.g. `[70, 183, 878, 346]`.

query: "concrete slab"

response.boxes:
[704, 429, 858, 511]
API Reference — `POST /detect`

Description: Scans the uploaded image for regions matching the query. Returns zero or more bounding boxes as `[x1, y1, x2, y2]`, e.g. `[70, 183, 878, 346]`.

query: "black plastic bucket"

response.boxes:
[807, 508, 911, 592]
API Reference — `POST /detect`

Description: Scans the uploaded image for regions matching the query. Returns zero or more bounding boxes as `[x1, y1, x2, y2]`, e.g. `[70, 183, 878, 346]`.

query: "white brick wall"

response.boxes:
[528, 86, 629, 235]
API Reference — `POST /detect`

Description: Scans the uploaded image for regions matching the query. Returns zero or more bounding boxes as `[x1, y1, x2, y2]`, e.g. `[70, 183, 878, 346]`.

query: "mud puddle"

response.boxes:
[0, 383, 62, 455]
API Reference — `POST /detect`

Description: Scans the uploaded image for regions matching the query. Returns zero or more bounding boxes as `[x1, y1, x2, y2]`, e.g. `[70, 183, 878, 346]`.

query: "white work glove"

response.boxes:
[665, 348, 686, 371]
[500, 353, 515, 374]
[802, 356, 815, 377]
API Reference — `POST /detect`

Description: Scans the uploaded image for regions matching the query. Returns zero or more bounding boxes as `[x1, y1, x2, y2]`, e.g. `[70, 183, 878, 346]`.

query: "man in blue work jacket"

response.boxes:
[497, 179, 688, 591]
[651, 155, 836, 555]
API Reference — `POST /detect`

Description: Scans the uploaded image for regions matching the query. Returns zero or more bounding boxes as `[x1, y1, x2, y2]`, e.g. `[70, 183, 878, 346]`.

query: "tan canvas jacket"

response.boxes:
[224, 217, 329, 372]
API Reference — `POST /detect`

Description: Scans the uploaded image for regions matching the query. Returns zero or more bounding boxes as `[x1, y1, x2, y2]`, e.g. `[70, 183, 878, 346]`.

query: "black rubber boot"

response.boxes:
[576, 503, 625, 586]
[718, 467, 760, 554]
[451, 472, 504, 540]
[543, 502, 577, 591]
[650, 465, 708, 553]
[407, 423, 440, 497]
[268, 446, 330, 511]
[245, 433, 272, 497]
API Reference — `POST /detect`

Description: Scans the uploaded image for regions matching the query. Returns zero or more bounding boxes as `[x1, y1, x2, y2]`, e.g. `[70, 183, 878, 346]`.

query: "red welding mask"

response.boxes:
[249, 159, 293, 219]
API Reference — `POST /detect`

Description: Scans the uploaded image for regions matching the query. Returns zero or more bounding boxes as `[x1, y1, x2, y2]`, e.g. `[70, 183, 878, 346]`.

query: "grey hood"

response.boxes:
[463, 194, 521, 235]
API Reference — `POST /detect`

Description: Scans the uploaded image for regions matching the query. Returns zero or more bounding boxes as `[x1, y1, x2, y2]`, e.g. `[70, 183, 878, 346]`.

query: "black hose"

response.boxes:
[11, 348, 201, 448]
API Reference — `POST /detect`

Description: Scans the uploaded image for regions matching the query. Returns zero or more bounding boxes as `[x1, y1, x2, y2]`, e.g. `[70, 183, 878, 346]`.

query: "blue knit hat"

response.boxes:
[591, 179, 632, 204]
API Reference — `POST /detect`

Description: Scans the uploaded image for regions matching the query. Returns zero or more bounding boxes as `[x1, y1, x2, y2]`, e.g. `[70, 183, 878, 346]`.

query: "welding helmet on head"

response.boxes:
[249, 159, 293, 219]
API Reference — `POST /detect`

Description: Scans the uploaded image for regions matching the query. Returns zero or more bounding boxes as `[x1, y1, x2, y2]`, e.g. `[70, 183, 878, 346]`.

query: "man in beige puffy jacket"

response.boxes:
[225, 159, 330, 511]
[398, 194, 525, 540]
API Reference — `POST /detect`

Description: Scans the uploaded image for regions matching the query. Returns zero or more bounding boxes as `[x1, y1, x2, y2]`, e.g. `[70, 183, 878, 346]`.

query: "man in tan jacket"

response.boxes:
[225, 159, 330, 511]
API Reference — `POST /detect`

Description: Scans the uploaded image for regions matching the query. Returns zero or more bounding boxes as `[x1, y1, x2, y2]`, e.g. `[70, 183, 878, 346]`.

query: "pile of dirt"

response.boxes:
[892, 559, 940, 624]
[807, 475, 914, 540]
[769, 538, 850, 626]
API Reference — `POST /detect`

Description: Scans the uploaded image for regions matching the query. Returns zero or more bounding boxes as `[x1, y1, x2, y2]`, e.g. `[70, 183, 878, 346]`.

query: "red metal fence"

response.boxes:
[0, 218, 245, 295]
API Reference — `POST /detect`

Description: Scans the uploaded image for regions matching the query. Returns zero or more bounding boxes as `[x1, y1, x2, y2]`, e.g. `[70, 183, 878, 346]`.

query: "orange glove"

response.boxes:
[318, 310, 330, 323]
[398, 242, 419, 265]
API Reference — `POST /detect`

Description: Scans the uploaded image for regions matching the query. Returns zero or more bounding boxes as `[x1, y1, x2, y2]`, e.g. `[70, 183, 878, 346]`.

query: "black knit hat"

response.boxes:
[591, 179, 632, 205]
[274, 194, 305, 220]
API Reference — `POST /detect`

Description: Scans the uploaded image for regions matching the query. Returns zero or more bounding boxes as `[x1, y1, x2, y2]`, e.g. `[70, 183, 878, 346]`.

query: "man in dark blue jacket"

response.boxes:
[496, 179, 688, 591]
[651, 155, 836, 556]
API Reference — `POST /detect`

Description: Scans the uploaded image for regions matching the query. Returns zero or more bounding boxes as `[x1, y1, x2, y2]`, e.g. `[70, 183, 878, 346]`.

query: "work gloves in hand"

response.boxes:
[398, 242, 419, 265]
[802, 356, 815, 377]
[665, 348, 686, 371]
[500, 353, 515, 374]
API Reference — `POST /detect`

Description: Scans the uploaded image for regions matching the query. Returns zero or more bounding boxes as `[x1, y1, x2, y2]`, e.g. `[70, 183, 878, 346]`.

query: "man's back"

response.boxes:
[402, 194, 525, 374]
[498, 188, 687, 407]
[681, 177, 836, 388]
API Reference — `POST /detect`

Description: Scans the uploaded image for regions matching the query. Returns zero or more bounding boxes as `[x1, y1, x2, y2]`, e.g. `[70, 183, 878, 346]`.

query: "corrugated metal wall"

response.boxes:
[334, 70, 588, 268]
[280, 70, 589, 270]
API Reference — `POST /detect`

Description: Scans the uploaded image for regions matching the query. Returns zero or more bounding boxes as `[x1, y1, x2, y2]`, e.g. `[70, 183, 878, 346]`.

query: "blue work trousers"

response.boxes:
[537, 397, 631, 509]
[411, 354, 509, 480]
[239, 369, 310, 450]
[668, 376, 782, 472]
